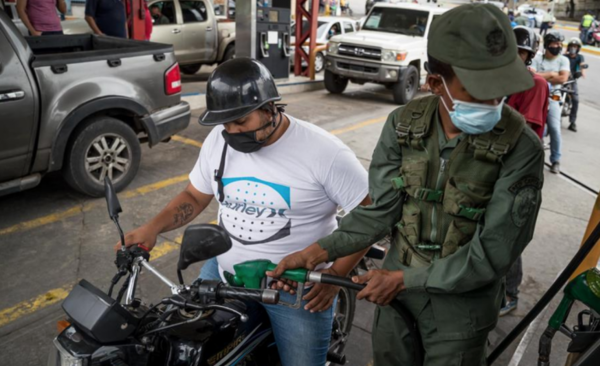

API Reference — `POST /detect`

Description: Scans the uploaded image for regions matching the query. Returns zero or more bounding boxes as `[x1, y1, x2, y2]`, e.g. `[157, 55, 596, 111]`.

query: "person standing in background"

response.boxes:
[565, 38, 587, 132]
[17, 0, 66, 36]
[531, 31, 570, 174]
[540, 9, 554, 36]
[501, 26, 549, 316]
[85, 0, 128, 38]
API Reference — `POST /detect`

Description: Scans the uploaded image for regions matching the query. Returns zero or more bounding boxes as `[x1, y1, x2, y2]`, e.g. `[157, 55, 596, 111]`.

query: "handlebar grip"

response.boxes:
[217, 287, 280, 305]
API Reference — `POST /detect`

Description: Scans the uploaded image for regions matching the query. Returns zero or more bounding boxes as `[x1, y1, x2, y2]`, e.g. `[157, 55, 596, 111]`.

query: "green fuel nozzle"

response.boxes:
[223, 259, 310, 309]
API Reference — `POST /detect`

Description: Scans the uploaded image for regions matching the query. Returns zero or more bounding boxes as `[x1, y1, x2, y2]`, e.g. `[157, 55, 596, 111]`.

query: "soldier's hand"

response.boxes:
[353, 269, 406, 306]
[114, 225, 158, 252]
[303, 268, 340, 313]
[266, 243, 329, 278]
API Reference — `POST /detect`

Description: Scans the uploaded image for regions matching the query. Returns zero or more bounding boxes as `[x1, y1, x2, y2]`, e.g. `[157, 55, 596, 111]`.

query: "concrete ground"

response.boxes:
[1, 56, 600, 365]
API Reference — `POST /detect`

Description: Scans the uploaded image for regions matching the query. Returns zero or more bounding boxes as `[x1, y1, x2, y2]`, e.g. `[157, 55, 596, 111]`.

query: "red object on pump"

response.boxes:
[126, 0, 149, 40]
[165, 64, 182, 95]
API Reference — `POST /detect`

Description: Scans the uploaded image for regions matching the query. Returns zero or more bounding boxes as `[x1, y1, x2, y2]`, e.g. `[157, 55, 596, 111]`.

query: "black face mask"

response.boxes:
[548, 47, 561, 56]
[221, 111, 282, 153]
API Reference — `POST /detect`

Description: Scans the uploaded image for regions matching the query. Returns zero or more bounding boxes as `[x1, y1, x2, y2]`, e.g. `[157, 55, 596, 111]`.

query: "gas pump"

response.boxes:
[236, 0, 291, 79]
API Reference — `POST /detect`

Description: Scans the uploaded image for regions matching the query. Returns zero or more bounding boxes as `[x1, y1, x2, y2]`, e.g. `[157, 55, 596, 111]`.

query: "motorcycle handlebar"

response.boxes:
[217, 287, 280, 304]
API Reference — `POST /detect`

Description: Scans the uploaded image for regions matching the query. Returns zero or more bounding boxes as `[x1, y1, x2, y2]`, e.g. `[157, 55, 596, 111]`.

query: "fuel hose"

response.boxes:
[309, 272, 424, 366]
[487, 219, 600, 364]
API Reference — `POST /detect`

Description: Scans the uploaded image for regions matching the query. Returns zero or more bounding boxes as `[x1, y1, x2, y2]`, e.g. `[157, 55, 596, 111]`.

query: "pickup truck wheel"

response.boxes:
[63, 117, 141, 197]
[315, 52, 324, 73]
[223, 45, 235, 63]
[325, 69, 348, 94]
[392, 65, 419, 105]
[180, 64, 202, 75]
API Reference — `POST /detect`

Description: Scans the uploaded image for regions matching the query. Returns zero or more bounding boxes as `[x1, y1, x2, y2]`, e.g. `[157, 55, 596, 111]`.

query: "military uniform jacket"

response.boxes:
[319, 96, 544, 339]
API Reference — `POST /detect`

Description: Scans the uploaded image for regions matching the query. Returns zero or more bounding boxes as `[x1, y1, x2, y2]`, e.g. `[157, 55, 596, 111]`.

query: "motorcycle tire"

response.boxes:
[328, 270, 357, 363]
[562, 95, 572, 117]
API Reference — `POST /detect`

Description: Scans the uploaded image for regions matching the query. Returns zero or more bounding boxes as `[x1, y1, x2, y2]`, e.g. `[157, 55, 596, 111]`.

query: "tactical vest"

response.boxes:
[392, 96, 524, 267]
[582, 14, 594, 28]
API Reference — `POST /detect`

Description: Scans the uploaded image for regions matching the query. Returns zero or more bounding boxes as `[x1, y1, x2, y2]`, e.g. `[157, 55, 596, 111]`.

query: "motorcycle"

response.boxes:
[557, 64, 589, 120]
[581, 25, 600, 47]
[47, 177, 388, 366]
[556, 79, 576, 119]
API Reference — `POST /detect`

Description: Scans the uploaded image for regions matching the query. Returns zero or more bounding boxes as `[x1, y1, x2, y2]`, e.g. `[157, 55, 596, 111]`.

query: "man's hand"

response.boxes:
[31, 30, 42, 36]
[114, 225, 159, 252]
[266, 243, 329, 278]
[353, 269, 406, 306]
[270, 278, 298, 295]
[303, 268, 340, 313]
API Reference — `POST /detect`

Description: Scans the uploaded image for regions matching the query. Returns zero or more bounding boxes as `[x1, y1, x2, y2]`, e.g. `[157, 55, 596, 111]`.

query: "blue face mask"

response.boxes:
[439, 77, 504, 135]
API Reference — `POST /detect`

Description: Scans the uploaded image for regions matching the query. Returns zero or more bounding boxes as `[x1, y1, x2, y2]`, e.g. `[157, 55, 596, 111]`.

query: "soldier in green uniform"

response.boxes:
[268, 4, 545, 365]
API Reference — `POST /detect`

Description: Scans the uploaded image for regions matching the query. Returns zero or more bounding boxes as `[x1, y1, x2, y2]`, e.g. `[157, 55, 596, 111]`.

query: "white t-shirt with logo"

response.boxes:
[189, 115, 369, 280]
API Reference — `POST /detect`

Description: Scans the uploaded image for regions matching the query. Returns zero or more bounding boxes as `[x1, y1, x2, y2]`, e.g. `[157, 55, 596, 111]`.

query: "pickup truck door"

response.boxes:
[148, 0, 187, 60]
[179, 0, 217, 62]
[0, 28, 36, 182]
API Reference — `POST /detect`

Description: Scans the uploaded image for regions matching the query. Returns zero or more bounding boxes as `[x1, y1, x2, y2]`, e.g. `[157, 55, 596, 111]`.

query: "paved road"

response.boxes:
[0, 75, 599, 366]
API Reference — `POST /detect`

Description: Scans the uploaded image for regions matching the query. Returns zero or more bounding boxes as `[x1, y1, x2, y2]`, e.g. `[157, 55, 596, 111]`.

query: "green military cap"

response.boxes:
[428, 4, 534, 100]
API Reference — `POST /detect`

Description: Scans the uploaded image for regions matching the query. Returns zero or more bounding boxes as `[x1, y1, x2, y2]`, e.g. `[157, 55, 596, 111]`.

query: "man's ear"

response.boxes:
[427, 74, 444, 96]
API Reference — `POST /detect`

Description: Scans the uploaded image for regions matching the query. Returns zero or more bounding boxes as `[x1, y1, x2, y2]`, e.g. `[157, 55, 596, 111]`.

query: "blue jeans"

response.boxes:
[199, 258, 335, 366]
[547, 99, 562, 164]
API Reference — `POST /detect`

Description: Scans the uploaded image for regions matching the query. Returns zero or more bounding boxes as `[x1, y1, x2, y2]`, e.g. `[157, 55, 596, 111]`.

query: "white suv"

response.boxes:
[324, 3, 447, 104]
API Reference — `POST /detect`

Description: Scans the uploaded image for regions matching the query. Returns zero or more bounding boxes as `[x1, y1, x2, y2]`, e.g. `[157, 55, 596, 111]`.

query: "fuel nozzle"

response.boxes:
[224, 259, 309, 309]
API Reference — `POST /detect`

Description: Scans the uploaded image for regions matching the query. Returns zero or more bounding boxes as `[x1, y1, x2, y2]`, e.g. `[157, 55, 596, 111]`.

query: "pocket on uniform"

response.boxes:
[441, 220, 472, 258]
[399, 158, 429, 197]
[429, 294, 475, 340]
[398, 205, 421, 246]
[443, 177, 493, 221]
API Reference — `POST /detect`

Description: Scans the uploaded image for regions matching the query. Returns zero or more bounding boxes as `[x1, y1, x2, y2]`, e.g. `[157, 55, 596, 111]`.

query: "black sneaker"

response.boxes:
[568, 123, 578, 132]
[550, 162, 560, 174]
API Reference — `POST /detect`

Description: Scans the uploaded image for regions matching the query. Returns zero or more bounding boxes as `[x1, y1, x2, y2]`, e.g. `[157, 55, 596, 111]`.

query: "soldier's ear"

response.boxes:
[427, 74, 444, 97]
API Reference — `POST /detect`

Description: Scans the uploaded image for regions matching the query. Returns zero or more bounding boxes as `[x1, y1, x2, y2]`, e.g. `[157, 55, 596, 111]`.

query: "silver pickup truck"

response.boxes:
[5, 0, 235, 76]
[148, 0, 235, 74]
[0, 6, 190, 197]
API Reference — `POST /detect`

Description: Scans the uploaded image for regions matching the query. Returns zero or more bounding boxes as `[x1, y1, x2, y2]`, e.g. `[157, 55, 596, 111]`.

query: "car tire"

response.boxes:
[392, 65, 419, 105]
[180, 64, 202, 75]
[315, 52, 325, 73]
[324, 69, 348, 94]
[223, 44, 235, 63]
[63, 117, 141, 197]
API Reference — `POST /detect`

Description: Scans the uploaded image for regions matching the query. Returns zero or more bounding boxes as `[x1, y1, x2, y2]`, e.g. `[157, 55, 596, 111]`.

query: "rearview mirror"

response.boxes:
[104, 177, 122, 220]
[178, 224, 232, 270]
[582, 64, 589, 69]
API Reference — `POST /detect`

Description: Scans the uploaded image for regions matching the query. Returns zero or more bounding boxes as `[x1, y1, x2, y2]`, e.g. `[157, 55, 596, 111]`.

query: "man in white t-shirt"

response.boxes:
[117, 58, 369, 366]
[530, 30, 570, 174]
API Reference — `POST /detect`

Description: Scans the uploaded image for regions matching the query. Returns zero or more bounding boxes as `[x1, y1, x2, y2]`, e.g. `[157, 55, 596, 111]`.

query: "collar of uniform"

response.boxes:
[435, 106, 464, 157]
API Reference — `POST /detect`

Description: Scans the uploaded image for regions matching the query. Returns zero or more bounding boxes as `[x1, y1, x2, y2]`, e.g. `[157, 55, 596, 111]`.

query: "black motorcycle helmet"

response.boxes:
[199, 58, 282, 126]
[543, 31, 565, 48]
[513, 26, 539, 64]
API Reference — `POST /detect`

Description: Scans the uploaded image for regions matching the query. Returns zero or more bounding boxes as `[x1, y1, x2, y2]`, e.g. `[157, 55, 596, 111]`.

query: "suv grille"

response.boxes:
[338, 44, 382, 61]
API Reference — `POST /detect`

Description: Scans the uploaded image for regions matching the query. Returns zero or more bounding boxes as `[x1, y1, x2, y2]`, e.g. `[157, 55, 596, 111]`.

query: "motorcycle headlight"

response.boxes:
[328, 42, 340, 54]
[52, 338, 85, 366]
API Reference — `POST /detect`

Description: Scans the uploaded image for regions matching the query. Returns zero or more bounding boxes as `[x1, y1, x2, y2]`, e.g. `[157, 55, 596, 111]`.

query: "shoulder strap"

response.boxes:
[469, 105, 525, 164]
[395, 95, 438, 150]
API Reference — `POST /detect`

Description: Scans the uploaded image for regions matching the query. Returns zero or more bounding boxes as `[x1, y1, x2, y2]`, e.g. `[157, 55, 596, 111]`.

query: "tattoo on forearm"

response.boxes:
[174, 203, 194, 225]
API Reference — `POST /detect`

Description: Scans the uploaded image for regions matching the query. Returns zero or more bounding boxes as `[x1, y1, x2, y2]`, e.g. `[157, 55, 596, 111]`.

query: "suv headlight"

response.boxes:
[382, 50, 408, 62]
[328, 42, 340, 54]
[51, 339, 85, 366]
